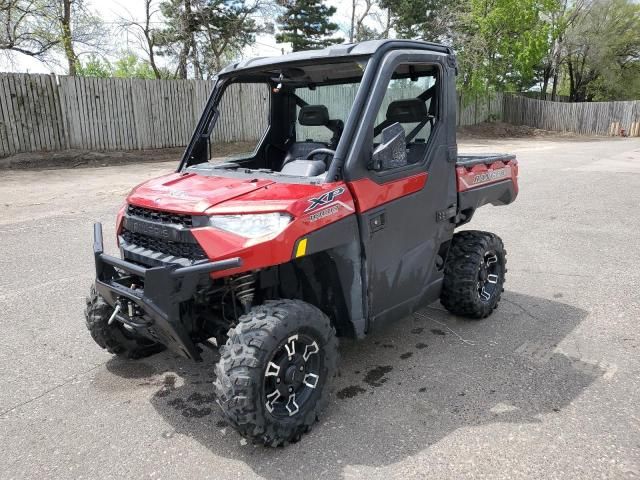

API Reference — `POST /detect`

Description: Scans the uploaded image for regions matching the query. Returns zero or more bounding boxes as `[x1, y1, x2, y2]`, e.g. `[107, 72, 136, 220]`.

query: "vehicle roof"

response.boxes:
[219, 39, 453, 76]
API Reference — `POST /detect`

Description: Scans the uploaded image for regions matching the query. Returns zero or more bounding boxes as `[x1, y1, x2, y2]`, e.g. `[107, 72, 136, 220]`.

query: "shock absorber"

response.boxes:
[230, 272, 256, 313]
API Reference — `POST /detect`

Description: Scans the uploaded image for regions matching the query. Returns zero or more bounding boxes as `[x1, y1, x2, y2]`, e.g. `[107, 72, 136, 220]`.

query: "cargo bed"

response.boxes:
[455, 153, 519, 225]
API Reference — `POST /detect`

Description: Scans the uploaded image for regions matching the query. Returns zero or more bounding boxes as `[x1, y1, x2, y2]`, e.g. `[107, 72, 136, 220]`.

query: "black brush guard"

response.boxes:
[92, 223, 241, 360]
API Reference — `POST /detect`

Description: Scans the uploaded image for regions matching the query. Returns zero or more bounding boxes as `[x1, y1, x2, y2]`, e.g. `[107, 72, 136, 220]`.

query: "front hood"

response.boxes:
[127, 172, 275, 213]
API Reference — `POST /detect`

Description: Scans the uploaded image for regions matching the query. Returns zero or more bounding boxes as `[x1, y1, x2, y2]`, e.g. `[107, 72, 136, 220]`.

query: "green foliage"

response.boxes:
[75, 55, 112, 77]
[1, 0, 107, 75]
[76, 51, 171, 79]
[276, 0, 343, 52]
[113, 52, 157, 79]
[458, 0, 556, 95]
[564, 0, 640, 101]
[157, 0, 263, 78]
[381, 0, 459, 42]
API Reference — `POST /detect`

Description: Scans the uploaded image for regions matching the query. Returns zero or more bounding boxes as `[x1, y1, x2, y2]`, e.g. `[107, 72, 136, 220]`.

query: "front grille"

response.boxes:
[127, 205, 194, 228]
[121, 228, 206, 261]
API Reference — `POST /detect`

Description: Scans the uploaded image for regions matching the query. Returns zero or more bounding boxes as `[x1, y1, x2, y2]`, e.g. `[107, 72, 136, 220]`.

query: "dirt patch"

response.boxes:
[457, 121, 573, 139]
[0, 141, 256, 170]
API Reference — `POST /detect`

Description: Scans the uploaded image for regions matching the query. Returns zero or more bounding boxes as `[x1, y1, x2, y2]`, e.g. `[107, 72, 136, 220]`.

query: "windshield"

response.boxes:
[185, 58, 368, 180]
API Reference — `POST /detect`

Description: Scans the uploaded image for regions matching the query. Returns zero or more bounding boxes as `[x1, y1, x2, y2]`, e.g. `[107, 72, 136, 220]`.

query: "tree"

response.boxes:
[157, 0, 266, 78]
[381, 0, 460, 43]
[0, 0, 59, 61]
[197, 0, 264, 74]
[76, 51, 170, 79]
[349, 0, 371, 42]
[75, 54, 111, 77]
[0, 0, 106, 75]
[455, 0, 556, 95]
[276, 0, 342, 52]
[118, 0, 163, 79]
[563, 0, 640, 101]
[113, 51, 158, 79]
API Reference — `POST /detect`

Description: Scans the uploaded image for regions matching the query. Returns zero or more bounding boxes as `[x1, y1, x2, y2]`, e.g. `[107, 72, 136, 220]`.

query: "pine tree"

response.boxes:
[276, 0, 343, 52]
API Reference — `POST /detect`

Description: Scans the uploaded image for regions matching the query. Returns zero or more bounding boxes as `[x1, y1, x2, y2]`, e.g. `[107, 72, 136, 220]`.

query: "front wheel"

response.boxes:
[84, 285, 164, 359]
[213, 300, 338, 446]
[440, 230, 507, 319]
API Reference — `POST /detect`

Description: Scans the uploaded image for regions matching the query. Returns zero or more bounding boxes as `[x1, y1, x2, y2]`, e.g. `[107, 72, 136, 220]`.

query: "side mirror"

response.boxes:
[370, 122, 407, 171]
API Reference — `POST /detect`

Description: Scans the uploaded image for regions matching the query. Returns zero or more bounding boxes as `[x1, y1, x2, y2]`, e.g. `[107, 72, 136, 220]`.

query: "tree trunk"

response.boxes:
[145, 0, 161, 79]
[176, 0, 192, 79]
[541, 65, 550, 96]
[61, 0, 78, 76]
[384, 8, 391, 39]
[349, 0, 355, 43]
[190, 32, 201, 79]
[568, 59, 575, 101]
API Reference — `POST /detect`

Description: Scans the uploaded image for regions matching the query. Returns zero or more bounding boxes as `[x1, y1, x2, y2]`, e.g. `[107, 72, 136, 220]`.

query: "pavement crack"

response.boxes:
[414, 312, 476, 345]
[0, 363, 105, 418]
[503, 298, 544, 322]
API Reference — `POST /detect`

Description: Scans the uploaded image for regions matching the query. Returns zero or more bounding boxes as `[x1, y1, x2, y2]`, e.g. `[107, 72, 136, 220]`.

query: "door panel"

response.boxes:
[357, 147, 456, 328]
[346, 57, 457, 331]
[347, 173, 428, 213]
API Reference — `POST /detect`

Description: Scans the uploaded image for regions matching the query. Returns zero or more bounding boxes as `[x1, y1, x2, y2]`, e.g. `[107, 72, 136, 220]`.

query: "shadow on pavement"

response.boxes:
[105, 291, 602, 479]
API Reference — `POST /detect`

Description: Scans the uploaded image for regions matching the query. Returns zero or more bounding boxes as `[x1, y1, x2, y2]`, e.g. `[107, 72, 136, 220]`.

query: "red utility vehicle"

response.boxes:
[86, 40, 518, 446]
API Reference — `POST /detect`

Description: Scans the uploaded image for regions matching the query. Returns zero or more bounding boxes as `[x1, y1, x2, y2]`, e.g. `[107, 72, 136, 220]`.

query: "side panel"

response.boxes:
[290, 215, 366, 337]
[347, 173, 428, 213]
[456, 158, 519, 193]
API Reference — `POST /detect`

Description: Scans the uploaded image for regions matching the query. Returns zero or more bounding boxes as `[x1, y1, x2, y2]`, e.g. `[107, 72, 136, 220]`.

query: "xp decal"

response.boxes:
[304, 186, 346, 212]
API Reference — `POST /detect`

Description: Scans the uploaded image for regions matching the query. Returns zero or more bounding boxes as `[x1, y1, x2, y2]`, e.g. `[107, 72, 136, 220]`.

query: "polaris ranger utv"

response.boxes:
[86, 39, 518, 446]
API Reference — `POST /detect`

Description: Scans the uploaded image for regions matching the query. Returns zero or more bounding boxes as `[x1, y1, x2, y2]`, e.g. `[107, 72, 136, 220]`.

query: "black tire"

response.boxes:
[440, 230, 507, 319]
[214, 299, 338, 447]
[84, 285, 164, 359]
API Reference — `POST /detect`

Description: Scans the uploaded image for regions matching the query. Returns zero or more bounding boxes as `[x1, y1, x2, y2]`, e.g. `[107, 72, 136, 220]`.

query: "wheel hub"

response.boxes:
[478, 251, 500, 302]
[284, 363, 303, 386]
[264, 334, 321, 417]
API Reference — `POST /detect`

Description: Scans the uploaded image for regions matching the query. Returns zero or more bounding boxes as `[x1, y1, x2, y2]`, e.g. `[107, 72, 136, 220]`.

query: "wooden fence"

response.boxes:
[0, 73, 277, 156]
[0, 73, 506, 158]
[503, 94, 640, 136]
[1, 72, 639, 158]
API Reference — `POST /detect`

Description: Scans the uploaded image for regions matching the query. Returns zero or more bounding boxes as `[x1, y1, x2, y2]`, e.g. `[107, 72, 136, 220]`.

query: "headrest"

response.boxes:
[299, 105, 329, 126]
[386, 99, 428, 123]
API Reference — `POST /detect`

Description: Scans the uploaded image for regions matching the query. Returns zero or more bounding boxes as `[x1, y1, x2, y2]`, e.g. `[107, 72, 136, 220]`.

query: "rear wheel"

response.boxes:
[84, 285, 164, 359]
[440, 230, 506, 318]
[214, 299, 338, 446]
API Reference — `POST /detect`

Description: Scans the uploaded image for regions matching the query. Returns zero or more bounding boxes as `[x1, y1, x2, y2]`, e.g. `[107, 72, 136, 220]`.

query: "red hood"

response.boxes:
[127, 172, 275, 213]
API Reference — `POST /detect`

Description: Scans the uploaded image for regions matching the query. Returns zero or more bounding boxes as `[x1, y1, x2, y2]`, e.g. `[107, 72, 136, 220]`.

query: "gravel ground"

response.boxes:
[0, 136, 639, 479]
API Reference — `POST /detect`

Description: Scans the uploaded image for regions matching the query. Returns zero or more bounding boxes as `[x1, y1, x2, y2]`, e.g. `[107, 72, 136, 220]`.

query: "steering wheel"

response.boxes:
[305, 148, 336, 161]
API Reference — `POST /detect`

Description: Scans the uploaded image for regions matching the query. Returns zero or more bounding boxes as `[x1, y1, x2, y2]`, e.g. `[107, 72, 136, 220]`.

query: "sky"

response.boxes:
[0, 0, 364, 75]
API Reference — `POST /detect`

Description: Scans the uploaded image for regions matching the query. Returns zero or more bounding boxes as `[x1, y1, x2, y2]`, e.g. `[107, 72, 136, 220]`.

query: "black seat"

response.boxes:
[281, 105, 332, 169]
[375, 98, 433, 164]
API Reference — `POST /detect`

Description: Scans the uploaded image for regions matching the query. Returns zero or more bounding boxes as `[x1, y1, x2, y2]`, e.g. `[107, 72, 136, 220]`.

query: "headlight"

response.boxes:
[209, 212, 292, 239]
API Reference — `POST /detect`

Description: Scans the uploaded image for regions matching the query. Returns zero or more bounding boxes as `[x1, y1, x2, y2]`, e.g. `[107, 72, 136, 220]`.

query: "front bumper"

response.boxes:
[92, 223, 241, 360]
